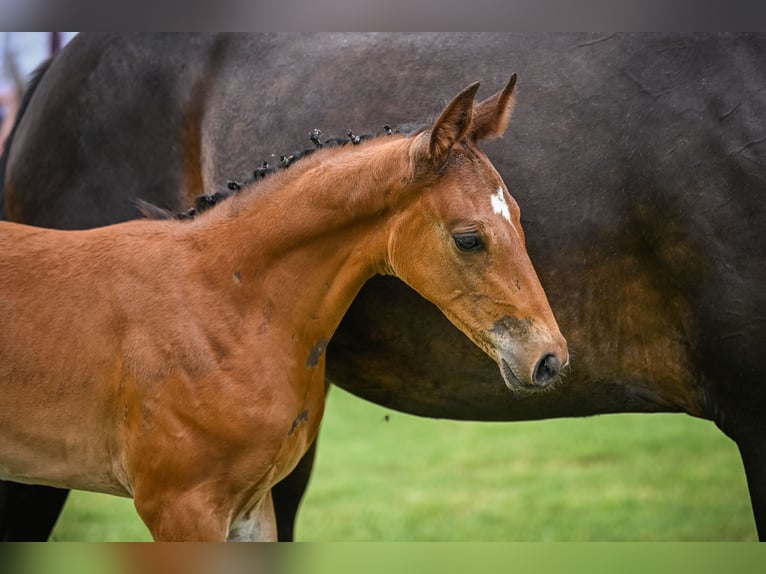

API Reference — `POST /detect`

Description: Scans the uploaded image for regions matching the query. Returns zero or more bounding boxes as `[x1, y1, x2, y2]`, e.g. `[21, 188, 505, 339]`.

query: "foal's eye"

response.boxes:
[453, 233, 484, 252]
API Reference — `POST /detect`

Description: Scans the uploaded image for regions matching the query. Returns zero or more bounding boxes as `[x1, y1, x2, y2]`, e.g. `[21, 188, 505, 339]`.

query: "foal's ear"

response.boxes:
[414, 81, 480, 169]
[470, 74, 517, 142]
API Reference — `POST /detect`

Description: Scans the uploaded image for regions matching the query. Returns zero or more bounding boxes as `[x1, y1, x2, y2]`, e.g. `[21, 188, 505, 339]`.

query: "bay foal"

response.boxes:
[0, 77, 567, 540]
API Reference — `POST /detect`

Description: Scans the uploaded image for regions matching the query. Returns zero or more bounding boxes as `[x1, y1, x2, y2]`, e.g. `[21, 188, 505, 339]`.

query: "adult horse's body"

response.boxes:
[0, 78, 564, 541]
[1, 33, 765, 539]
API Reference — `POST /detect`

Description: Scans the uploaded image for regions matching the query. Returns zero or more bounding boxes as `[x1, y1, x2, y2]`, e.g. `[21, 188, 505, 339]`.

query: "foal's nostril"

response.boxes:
[533, 353, 561, 386]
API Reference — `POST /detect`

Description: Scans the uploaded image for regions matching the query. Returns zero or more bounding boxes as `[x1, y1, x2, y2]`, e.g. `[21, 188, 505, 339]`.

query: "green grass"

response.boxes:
[50, 388, 756, 541]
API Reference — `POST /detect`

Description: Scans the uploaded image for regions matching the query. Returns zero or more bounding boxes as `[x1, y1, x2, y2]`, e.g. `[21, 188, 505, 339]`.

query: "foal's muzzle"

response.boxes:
[494, 330, 568, 391]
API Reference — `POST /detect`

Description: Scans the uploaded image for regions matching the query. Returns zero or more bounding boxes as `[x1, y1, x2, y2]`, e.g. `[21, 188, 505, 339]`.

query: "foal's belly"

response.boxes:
[0, 381, 129, 496]
[0, 439, 130, 497]
[0, 451, 129, 497]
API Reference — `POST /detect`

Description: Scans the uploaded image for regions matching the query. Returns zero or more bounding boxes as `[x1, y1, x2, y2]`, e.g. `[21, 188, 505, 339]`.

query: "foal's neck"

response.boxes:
[189, 135, 415, 342]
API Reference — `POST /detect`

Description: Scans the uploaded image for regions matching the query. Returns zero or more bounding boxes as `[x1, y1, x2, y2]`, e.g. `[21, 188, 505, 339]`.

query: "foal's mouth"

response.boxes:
[500, 358, 528, 391]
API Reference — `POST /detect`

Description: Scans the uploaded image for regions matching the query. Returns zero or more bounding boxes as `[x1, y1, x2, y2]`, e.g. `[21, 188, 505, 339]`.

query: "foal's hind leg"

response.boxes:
[227, 491, 278, 541]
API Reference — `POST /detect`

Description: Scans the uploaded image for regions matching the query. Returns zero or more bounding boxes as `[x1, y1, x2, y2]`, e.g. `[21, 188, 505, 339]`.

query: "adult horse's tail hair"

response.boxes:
[0, 57, 54, 221]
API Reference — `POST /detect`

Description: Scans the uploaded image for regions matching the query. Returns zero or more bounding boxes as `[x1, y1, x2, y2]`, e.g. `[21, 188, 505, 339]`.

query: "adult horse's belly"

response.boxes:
[327, 274, 706, 421]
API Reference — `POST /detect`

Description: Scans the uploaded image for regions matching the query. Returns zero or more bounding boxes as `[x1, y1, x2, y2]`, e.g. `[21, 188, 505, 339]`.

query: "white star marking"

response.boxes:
[491, 187, 511, 223]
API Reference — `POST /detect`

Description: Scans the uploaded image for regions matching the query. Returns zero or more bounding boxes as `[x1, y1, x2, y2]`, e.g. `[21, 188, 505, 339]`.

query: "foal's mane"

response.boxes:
[140, 124, 419, 222]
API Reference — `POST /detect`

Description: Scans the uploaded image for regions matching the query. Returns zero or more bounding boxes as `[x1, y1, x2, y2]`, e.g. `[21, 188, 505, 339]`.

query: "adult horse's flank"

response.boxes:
[0, 78, 566, 541]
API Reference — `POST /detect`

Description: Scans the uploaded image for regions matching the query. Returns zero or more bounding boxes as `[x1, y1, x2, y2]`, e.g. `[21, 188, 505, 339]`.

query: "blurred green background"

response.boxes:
[46, 387, 756, 541]
[5, 543, 765, 574]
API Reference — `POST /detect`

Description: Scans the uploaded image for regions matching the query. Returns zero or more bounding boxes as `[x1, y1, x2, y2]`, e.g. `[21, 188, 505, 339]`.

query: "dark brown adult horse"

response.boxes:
[2, 33, 765, 540]
[0, 78, 564, 541]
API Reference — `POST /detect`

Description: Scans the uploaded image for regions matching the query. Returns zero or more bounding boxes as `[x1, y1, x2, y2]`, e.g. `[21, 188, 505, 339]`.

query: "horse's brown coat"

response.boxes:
[0, 79, 566, 540]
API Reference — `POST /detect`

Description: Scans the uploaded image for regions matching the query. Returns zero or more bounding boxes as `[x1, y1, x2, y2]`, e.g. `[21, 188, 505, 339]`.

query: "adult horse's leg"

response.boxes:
[714, 402, 766, 538]
[0, 483, 69, 541]
[738, 437, 766, 539]
[271, 439, 317, 541]
[698, 259, 766, 538]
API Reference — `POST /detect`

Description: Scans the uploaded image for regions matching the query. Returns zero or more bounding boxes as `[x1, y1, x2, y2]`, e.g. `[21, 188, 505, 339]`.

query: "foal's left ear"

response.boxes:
[414, 81, 480, 169]
[470, 73, 517, 142]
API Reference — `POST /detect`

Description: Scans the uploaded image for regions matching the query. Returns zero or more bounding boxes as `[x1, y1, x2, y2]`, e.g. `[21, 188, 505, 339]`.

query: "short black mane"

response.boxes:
[139, 124, 414, 221]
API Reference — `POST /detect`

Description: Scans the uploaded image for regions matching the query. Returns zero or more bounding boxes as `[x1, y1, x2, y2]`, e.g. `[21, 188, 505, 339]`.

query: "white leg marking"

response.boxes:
[227, 491, 278, 541]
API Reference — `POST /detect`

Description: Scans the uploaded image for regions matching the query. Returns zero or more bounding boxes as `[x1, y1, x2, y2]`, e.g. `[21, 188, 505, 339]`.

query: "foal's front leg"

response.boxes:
[134, 488, 232, 542]
[135, 489, 278, 541]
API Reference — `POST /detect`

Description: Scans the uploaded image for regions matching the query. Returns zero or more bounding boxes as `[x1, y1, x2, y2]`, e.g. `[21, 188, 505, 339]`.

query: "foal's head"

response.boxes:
[388, 76, 568, 390]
